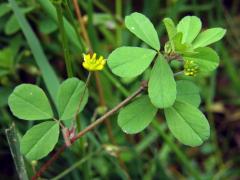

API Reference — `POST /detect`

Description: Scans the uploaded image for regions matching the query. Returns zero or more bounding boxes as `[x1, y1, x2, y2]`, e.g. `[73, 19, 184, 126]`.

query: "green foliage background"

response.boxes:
[0, 0, 239, 179]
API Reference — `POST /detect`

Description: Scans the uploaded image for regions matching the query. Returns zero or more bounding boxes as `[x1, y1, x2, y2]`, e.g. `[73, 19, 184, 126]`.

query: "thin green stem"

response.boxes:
[72, 84, 146, 141]
[93, 0, 122, 24]
[53, 117, 70, 146]
[116, 0, 122, 18]
[52, 148, 102, 180]
[103, 69, 129, 97]
[74, 72, 92, 175]
[55, 2, 73, 77]
[74, 72, 92, 123]
[206, 72, 224, 166]
[115, 0, 122, 46]
[53, 117, 65, 129]
[72, 0, 92, 50]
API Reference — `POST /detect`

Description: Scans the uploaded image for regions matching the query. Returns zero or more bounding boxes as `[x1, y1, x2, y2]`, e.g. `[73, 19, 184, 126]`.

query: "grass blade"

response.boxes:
[37, 0, 84, 51]
[52, 149, 102, 180]
[5, 123, 29, 180]
[9, 0, 60, 104]
[152, 120, 202, 179]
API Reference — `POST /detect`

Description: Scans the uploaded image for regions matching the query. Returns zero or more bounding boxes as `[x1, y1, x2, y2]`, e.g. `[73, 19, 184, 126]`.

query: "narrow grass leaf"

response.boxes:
[9, 0, 60, 104]
[37, 0, 84, 51]
[5, 123, 28, 180]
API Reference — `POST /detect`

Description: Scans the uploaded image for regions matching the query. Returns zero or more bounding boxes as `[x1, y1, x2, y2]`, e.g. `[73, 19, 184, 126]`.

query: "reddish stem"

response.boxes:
[32, 145, 67, 180]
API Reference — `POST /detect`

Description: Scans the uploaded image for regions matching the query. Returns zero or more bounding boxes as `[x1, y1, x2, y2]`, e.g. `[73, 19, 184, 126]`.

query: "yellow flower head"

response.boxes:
[82, 53, 106, 71]
[184, 60, 199, 76]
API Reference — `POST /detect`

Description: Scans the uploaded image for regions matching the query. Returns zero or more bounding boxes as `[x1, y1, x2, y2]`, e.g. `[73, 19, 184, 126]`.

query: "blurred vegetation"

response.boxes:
[0, 0, 240, 179]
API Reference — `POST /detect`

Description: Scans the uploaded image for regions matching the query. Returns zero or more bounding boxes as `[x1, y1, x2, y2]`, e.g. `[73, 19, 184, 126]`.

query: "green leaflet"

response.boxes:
[57, 78, 88, 121]
[163, 18, 177, 40]
[107, 46, 156, 78]
[118, 95, 158, 134]
[193, 28, 226, 48]
[0, 87, 12, 108]
[172, 32, 193, 54]
[164, 101, 210, 147]
[5, 14, 20, 35]
[20, 121, 59, 160]
[125, 12, 160, 50]
[39, 17, 57, 34]
[177, 16, 202, 44]
[0, 48, 14, 70]
[8, 84, 53, 120]
[176, 80, 201, 107]
[148, 55, 176, 108]
[164, 31, 195, 56]
[183, 47, 219, 73]
[163, 18, 177, 51]
[0, 3, 11, 17]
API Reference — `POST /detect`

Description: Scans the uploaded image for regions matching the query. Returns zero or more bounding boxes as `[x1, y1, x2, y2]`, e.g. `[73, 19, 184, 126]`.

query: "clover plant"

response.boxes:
[108, 13, 226, 147]
[8, 12, 226, 161]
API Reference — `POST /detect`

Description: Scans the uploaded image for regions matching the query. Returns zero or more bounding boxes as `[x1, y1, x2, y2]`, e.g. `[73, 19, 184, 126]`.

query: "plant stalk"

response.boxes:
[63, 0, 86, 51]
[5, 123, 28, 180]
[74, 72, 92, 123]
[72, 0, 120, 157]
[55, 2, 73, 77]
[72, 0, 91, 51]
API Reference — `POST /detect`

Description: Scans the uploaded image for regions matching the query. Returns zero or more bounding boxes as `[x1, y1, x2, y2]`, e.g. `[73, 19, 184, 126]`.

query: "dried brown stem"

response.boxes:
[94, 72, 116, 143]
[71, 85, 145, 141]
[32, 145, 67, 180]
[72, 0, 91, 50]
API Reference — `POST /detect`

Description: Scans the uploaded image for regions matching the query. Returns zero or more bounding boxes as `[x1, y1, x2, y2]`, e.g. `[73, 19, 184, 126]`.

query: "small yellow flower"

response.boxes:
[82, 53, 106, 71]
[184, 60, 199, 76]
